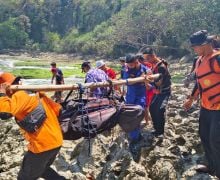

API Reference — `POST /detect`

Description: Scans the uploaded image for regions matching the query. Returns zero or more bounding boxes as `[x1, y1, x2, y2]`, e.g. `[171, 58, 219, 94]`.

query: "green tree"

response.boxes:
[0, 17, 29, 49]
[44, 31, 61, 51]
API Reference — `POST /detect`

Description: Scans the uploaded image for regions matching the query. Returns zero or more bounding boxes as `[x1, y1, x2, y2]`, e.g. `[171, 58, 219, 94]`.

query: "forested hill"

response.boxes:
[0, 0, 220, 57]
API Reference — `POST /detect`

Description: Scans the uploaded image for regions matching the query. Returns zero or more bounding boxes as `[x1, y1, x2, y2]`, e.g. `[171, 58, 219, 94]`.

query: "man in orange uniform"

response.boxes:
[0, 72, 65, 180]
[184, 30, 220, 178]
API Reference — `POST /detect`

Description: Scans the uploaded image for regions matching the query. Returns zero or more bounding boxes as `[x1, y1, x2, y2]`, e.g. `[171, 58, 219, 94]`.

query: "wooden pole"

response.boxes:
[10, 75, 158, 92]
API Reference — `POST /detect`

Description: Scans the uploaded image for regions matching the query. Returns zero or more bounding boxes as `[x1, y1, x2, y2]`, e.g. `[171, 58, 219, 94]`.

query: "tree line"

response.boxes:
[0, 0, 219, 58]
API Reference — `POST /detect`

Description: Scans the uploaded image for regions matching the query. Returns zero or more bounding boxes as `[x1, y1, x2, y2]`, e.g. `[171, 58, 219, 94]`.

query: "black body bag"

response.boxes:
[59, 98, 119, 140]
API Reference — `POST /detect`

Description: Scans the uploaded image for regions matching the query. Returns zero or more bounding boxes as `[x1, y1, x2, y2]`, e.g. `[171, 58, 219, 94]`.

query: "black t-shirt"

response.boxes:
[153, 62, 171, 94]
[55, 68, 63, 84]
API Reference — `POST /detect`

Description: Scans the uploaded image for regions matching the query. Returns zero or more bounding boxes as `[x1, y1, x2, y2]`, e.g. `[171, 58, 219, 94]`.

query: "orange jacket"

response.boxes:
[195, 50, 220, 110]
[0, 91, 63, 153]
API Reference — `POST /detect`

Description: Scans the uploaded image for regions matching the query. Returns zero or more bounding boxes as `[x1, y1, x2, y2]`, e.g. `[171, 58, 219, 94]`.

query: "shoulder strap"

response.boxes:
[209, 51, 220, 74]
[153, 59, 168, 74]
[153, 61, 162, 73]
[160, 58, 168, 66]
[195, 56, 203, 69]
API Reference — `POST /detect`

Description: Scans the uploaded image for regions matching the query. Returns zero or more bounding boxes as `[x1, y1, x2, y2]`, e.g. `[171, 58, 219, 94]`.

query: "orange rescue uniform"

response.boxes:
[195, 51, 220, 110]
[0, 91, 63, 153]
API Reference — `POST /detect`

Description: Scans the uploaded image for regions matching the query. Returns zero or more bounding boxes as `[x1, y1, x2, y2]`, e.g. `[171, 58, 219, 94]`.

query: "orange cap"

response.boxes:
[0, 72, 20, 85]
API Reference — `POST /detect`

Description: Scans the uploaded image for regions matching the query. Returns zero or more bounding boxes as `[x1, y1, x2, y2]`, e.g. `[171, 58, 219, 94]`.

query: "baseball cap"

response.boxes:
[96, 60, 105, 68]
[190, 30, 213, 47]
[0, 72, 21, 85]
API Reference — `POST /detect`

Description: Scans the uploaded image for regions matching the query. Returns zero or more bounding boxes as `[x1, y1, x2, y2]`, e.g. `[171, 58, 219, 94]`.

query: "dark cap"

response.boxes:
[142, 48, 155, 55]
[50, 62, 56, 66]
[81, 61, 91, 69]
[190, 30, 213, 47]
[125, 54, 136, 63]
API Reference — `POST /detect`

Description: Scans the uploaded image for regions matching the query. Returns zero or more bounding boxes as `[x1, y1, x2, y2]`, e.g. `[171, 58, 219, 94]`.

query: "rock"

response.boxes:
[175, 135, 186, 146]
[0, 75, 207, 180]
[179, 110, 188, 117]
[191, 110, 200, 118]
[172, 115, 183, 123]
[167, 109, 177, 117]
[177, 95, 186, 101]
[150, 159, 177, 180]
[182, 165, 216, 180]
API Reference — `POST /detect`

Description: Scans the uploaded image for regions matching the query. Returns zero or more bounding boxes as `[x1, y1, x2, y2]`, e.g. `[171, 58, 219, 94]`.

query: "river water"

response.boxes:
[0, 57, 83, 85]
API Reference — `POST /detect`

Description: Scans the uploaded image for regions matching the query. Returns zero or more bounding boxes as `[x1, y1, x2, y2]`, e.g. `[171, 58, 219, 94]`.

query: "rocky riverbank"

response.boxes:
[0, 84, 216, 180]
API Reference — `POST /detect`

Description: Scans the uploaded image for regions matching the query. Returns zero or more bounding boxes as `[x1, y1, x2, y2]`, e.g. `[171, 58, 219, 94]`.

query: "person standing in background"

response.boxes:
[96, 59, 119, 93]
[96, 60, 117, 80]
[50, 62, 64, 103]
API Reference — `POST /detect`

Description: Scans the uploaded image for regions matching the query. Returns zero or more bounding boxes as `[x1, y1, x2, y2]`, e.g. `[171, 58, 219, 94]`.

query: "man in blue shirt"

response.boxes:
[123, 54, 150, 161]
[124, 54, 150, 107]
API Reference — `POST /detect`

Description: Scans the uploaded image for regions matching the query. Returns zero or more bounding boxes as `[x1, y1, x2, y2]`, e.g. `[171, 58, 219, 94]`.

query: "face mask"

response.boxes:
[127, 63, 137, 70]
[128, 66, 138, 73]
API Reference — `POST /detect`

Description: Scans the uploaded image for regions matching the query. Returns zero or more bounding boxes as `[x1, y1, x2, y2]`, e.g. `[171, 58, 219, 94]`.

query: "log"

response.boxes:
[10, 74, 159, 92]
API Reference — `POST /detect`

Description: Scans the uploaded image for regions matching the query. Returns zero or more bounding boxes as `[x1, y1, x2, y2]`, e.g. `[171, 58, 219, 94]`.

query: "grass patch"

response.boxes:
[10, 60, 84, 79]
[5, 56, 122, 79]
[10, 68, 84, 79]
[11, 69, 51, 79]
[14, 61, 49, 67]
[64, 68, 84, 78]
[14, 61, 83, 67]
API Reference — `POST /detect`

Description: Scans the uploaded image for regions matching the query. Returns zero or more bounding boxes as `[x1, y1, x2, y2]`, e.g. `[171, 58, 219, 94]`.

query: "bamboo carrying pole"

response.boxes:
[10, 74, 159, 92]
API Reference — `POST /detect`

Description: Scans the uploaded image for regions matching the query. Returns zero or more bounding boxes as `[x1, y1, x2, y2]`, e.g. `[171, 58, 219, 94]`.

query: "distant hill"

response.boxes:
[0, 0, 220, 57]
